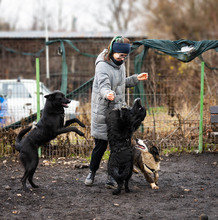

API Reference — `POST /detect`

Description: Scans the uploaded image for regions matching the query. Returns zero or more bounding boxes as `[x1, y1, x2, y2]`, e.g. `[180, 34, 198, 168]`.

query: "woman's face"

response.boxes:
[113, 53, 128, 61]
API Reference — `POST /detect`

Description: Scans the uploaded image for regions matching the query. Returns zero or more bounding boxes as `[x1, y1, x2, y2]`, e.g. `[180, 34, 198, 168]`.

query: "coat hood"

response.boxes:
[95, 49, 121, 69]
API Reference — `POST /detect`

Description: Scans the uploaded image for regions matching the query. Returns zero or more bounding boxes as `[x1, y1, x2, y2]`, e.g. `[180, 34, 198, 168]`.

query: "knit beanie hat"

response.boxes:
[112, 42, 131, 54]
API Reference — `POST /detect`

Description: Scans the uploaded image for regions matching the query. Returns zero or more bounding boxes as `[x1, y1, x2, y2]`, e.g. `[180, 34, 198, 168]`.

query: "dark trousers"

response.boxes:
[89, 138, 108, 172]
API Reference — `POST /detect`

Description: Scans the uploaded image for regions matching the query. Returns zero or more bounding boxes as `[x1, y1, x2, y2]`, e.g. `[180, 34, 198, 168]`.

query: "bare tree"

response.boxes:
[31, 0, 52, 31]
[0, 0, 16, 31]
[139, 0, 218, 40]
[31, 0, 74, 31]
[95, 0, 140, 31]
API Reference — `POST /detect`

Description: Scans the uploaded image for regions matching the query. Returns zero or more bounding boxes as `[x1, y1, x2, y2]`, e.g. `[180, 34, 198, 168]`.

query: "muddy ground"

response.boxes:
[0, 152, 217, 220]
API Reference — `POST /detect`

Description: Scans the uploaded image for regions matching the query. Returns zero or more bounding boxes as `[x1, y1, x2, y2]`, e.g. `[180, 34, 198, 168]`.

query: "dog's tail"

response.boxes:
[15, 126, 32, 152]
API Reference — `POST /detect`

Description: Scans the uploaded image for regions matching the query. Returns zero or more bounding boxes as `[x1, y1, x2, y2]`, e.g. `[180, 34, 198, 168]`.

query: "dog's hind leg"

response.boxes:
[20, 151, 39, 192]
[28, 159, 39, 189]
[19, 153, 30, 192]
[112, 181, 123, 195]
[21, 170, 30, 192]
[153, 171, 159, 187]
[142, 170, 159, 189]
[124, 179, 131, 193]
[21, 167, 39, 191]
[28, 173, 39, 188]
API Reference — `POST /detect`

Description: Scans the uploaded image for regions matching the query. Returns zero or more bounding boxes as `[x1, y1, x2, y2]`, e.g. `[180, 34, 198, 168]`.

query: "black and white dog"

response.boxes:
[133, 138, 160, 189]
[106, 98, 146, 195]
[15, 90, 85, 192]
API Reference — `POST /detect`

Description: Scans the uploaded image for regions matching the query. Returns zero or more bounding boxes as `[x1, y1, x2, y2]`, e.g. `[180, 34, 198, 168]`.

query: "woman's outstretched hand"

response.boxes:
[137, 72, 148, 80]
[107, 92, 115, 101]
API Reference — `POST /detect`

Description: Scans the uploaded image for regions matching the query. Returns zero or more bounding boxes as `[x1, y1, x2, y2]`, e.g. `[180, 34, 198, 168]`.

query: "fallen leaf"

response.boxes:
[5, 185, 11, 190]
[12, 210, 20, 214]
[184, 189, 190, 192]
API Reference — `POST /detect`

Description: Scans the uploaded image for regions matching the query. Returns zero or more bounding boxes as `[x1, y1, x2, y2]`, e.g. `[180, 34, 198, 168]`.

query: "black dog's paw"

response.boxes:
[64, 118, 86, 128]
[31, 184, 39, 188]
[29, 179, 39, 188]
[120, 107, 129, 121]
[74, 118, 86, 128]
[77, 131, 85, 136]
[125, 187, 131, 193]
[112, 189, 121, 195]
[78, 121, 86, 128]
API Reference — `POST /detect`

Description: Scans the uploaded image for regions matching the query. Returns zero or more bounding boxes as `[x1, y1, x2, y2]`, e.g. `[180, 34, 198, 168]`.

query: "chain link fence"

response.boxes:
[0, 38, 217, 158]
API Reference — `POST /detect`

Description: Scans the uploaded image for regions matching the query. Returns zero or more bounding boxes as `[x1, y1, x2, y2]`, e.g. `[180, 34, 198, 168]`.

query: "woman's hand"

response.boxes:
[107, 92, 115, 101]
[137, 72, 148, 80]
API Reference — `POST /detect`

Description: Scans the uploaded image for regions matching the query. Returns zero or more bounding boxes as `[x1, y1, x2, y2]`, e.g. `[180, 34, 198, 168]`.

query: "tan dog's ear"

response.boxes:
[150, 146, 160, 162]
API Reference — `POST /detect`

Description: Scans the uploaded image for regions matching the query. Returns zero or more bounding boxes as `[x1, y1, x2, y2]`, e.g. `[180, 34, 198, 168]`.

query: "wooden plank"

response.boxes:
[210, 106, 218, 114]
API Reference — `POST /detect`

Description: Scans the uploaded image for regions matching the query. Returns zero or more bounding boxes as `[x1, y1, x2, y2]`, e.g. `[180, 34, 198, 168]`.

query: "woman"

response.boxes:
[85, 36, 148, 187]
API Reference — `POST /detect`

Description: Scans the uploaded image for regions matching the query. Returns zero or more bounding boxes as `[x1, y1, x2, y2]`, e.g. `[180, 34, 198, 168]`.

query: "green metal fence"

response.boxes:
[0, 39, 218, 158]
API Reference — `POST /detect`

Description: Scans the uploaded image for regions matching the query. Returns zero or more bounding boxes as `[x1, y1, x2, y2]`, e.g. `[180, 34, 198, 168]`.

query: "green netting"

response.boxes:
[46, 39, 97, 95]
[131, 39, 218, 112]
[1, 38, 218, 131]
[131, 39, 218, 63]
[66, 77, 94, 100]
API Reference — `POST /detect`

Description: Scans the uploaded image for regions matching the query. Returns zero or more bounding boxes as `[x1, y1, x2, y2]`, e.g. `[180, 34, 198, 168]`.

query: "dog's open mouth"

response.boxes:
[135, 139, 148, 152]
[136, 144, 146, 150]
[62, 103, 69, 108]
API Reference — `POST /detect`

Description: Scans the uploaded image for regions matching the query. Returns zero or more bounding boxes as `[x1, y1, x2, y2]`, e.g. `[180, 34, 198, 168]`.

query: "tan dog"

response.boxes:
[133, 138, 160, 189]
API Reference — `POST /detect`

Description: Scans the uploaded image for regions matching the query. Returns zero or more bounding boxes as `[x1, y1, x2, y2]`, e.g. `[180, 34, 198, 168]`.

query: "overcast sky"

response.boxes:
[0, 0, 110, 32]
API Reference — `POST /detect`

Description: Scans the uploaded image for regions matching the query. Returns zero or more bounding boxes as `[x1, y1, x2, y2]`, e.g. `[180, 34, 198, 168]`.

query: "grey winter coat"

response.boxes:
[91, 49, 139, 141]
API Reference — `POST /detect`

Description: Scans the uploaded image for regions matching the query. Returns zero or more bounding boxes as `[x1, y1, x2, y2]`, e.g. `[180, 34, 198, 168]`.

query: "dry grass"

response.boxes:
[0, 96, 217, 158]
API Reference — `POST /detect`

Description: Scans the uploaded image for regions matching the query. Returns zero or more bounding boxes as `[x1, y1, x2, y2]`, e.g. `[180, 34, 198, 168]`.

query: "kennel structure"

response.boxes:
[0, 31, 218, 157]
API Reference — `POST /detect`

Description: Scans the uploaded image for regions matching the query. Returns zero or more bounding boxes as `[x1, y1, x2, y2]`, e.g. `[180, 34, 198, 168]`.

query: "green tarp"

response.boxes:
[2, 39, 218, 130]
[131, 39, 218, 63]
[131, 39, 218, 106]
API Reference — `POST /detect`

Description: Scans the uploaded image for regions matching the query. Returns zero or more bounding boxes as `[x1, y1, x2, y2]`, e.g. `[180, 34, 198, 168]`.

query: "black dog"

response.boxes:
[106, 98, 146, 195]
[15, 90, 85, 192]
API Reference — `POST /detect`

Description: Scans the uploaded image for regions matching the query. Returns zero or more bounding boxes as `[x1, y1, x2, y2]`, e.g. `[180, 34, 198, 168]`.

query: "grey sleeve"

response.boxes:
[96, 63, 115, 99]
[125, 74, 139, 88]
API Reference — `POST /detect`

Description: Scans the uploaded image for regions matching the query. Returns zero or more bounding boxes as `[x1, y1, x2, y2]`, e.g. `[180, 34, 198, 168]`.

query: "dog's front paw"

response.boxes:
[79, 122, 86, 128]
[133, 167, 139, 174]
[77, 131, 85, 136]
[150, 182, 159, 189]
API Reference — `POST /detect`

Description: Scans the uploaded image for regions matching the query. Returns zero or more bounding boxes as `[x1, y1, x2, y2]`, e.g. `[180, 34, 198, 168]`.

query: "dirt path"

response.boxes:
[0, 152, 217, 220]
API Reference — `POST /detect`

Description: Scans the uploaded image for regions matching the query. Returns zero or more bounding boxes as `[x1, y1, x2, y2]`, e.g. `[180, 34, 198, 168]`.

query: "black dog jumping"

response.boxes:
[106, 98, 146, 195]
[15, 90, 85, 192]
